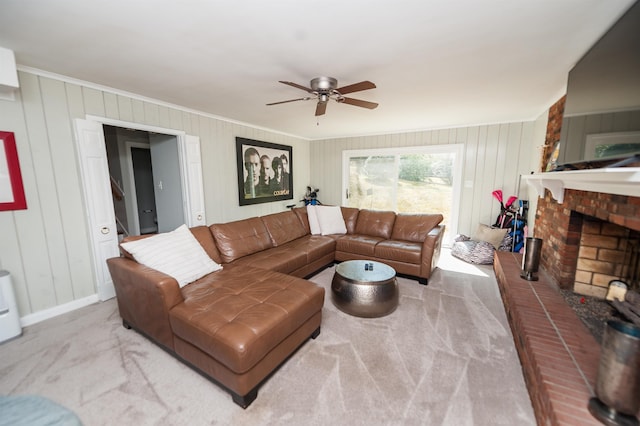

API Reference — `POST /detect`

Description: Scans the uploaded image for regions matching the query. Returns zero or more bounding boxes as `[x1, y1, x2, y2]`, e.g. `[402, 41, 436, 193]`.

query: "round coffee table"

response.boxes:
[331, 260, 399, 318]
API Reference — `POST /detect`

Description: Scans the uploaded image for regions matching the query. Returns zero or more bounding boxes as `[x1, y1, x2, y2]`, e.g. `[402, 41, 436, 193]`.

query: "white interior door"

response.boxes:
[149, 133, 185, 232]
[74, 119, 118, 301]
[182, 135, 206, 226]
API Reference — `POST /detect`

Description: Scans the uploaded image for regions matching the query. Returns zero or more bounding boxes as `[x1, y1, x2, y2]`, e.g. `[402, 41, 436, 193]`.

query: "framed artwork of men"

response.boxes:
[236, 137, 293, 206]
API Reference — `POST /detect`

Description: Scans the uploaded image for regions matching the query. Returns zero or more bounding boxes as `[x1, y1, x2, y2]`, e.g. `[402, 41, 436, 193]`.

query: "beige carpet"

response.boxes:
[0, 252, 536, 425]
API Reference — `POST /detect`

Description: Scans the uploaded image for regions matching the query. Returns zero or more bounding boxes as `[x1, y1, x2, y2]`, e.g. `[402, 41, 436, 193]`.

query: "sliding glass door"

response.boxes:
[342, 145, 463, 243]
[346, 154, 396, 211]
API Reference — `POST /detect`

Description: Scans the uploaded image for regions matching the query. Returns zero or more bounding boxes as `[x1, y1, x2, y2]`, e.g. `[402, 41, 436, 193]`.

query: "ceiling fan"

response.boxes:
[267, 77, 378, 116]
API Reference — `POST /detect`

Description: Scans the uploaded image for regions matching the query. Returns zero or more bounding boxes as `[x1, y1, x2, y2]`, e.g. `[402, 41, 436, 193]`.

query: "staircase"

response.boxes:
[110, 175, 129, 240]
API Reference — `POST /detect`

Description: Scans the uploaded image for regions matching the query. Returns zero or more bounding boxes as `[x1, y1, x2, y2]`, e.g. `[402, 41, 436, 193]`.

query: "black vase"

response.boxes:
[520, 237, 542, 281]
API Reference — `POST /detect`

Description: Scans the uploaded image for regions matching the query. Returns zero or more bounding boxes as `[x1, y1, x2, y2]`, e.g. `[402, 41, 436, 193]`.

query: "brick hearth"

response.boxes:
[494, 251, 602, 426]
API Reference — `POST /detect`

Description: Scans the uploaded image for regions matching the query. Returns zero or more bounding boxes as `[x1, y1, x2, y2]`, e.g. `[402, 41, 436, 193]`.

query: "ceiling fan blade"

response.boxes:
[315, 101, 327, 116]
[266, 97, 310, 106]
[341, 97, 379, 109]
[279, 81, 315, 93]
[335, 80, 376, 95]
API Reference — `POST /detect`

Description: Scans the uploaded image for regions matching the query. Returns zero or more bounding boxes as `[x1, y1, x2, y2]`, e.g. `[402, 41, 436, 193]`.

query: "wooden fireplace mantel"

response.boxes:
[522, 167, 640, 203]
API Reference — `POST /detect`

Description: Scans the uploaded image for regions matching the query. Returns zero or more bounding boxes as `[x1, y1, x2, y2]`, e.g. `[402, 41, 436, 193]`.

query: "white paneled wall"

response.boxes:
[310, 120, 545, 238]
[0, 70, 309, 320]
[0, 67, 547, 322]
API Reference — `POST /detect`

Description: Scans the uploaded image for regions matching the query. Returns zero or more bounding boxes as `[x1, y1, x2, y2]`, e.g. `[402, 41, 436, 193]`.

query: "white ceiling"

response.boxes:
[0, 0, 636, 140]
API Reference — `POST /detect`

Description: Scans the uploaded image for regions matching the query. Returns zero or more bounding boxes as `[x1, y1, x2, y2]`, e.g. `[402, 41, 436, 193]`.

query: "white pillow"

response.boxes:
[307, 205, 322, 235]
[316, 205, 347, 235]
[120, 224, 222, 287]
[473, 224, 508, 250]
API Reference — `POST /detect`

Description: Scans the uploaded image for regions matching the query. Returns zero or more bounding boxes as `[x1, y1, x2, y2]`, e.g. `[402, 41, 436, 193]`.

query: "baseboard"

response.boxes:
[20, 294, 100, 327]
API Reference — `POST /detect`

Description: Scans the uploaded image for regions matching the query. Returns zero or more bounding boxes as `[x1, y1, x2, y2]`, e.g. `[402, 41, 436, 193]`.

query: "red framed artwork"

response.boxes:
[0, 131, 27, 211]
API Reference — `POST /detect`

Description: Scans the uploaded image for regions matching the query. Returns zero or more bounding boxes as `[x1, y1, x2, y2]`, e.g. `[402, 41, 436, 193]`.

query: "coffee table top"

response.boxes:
[335, 260, 395, 283]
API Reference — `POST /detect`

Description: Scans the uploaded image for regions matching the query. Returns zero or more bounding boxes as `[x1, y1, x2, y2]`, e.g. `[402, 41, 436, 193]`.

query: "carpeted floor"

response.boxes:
[0, 252, 536, 425]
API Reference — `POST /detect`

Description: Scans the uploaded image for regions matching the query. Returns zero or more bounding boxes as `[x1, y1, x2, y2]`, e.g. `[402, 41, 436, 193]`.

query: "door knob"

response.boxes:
[101, 227, 110, 235]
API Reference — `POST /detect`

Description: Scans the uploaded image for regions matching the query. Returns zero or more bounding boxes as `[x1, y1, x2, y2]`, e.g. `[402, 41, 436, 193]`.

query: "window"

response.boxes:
[342, 145, 463, 244]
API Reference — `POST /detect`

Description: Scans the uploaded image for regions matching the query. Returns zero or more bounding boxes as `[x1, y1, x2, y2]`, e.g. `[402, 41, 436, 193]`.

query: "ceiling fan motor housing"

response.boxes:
[310, 77, 337, 92]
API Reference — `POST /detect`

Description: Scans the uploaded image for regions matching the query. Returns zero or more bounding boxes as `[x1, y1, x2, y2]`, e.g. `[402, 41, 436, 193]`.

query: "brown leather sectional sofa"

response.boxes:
[106, 207, 444, 408]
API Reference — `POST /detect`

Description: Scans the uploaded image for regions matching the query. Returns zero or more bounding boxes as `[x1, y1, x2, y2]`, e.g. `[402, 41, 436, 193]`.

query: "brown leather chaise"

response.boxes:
[107, 207, 445, 408]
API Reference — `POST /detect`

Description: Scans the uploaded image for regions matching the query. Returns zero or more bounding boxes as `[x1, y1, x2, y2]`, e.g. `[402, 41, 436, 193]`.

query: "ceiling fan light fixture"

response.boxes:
[319, 93, 329, 103]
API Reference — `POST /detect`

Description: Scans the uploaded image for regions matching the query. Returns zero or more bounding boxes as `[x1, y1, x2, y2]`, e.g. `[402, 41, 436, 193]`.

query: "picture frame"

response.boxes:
[236, 137, 293, 206]
[585, 131, 640, 161]
[0, 131, 27, 211]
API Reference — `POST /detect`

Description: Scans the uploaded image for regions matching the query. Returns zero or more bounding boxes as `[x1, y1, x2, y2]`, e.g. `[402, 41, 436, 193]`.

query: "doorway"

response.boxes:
[103, 125, 186, 238]
[130, 147, 157, 234]
[75, 118, 205, 301]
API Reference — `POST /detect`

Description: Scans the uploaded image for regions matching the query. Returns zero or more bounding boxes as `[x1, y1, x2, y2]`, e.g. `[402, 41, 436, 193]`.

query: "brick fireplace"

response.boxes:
[533, 187, 640, 297]
[531, 95, 640, 297]
[496, 96, 640, 425]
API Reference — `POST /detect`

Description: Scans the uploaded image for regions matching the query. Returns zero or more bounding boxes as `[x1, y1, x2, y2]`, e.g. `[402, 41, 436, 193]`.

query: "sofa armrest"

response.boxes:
[107, 256, 184, 351]
[420, 225, 446, 278]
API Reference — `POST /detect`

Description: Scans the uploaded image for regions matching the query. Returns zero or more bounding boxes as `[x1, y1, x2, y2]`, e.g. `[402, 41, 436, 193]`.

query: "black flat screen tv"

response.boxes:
[556, 1, 640, 168]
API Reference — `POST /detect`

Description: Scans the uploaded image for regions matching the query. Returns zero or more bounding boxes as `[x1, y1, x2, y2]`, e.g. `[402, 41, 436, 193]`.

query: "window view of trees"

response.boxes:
[348, 155, 395, 211]
[346, 150, 458, 240]
[399, 154, 453, 185]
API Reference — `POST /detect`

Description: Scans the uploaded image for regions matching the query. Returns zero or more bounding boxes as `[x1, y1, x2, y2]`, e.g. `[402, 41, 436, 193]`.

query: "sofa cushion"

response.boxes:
[170, 265, 325, 374]
[306, 205, 322, 235]
[473, 224, 508, 250]
[261, 211, 308, 246]
[354, 210, 396, 239]
[120, 224, 222, 287]
[336, 234, 384, 256]
[231, 244, 308, 274]
[283, 235, 336, 263]
[231, 235, 335, 274]
[340, 207, 360, 234]
[374, 240, 422, 264]
[210, 217, 273, 263]
[121, 226, 224, 264]
[315, 205, 347, 235]
[191, 226, 224, 264]
[292, 207, 311, 233]
[391, 213, 443, 242]
[119, 234, 149, 259]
